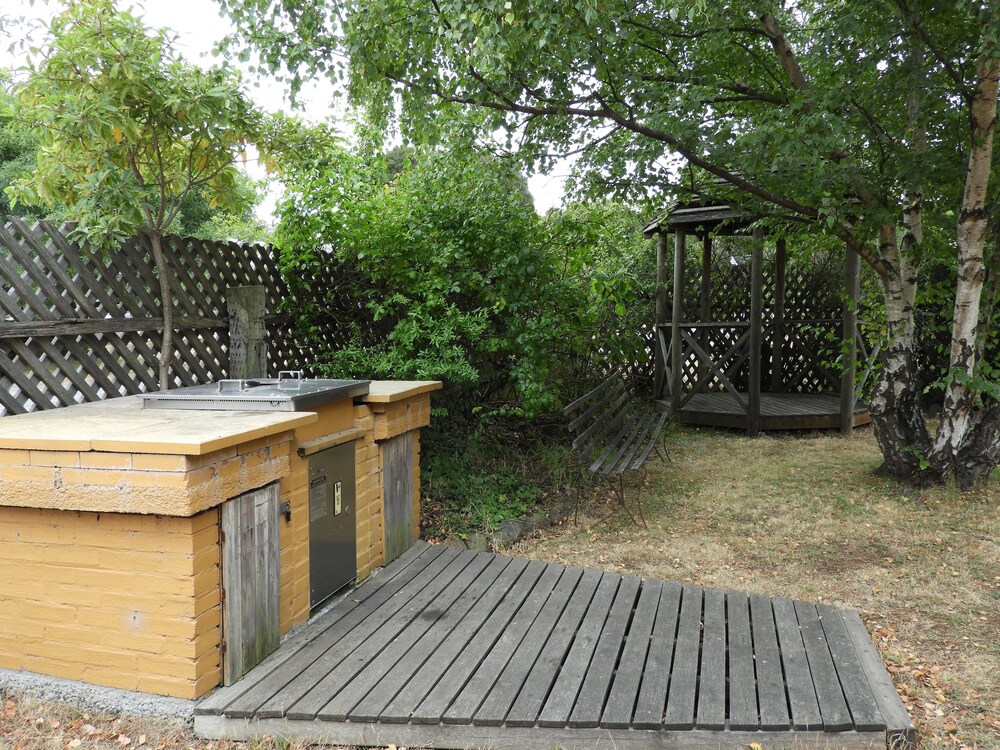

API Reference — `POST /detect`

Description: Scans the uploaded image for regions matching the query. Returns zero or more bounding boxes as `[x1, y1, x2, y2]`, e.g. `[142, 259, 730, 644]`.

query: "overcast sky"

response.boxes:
[1, 0, 569, 219]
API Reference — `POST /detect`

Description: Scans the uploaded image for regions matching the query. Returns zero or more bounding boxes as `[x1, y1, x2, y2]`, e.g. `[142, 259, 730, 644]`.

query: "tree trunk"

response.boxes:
[147, 231, 175, 391]
[869, 228, 933, 482]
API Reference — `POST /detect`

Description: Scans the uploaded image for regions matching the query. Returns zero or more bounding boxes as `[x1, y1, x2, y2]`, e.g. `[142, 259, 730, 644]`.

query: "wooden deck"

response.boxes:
[195, 542, 914, 750]
[658, 392, 872, 431]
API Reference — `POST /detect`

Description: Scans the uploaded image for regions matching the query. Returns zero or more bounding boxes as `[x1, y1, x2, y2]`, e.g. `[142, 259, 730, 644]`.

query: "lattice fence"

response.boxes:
[0, 217, 359, 416]
[670, 243, 845, 396]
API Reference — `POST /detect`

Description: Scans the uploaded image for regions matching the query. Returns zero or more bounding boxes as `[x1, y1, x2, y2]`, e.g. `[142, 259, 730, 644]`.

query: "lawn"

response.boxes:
[511, 425, 999, 750]
[1, 425, 996, 750]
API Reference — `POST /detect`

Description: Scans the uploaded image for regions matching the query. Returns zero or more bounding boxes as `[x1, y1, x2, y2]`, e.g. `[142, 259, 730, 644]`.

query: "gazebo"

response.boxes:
[644, 202, 871, 436]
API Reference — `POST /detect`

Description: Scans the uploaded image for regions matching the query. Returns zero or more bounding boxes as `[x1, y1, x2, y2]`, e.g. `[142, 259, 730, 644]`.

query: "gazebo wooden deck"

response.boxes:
[644, 203, 873, 435]
[196, 542, 914, 750]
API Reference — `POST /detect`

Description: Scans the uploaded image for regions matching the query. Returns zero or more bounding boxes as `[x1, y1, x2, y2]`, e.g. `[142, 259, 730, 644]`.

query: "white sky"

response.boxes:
[1, 0, 569, 220]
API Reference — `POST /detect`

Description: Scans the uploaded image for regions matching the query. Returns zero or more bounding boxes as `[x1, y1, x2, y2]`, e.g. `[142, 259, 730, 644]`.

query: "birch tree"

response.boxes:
[220, 0, 1000, 487]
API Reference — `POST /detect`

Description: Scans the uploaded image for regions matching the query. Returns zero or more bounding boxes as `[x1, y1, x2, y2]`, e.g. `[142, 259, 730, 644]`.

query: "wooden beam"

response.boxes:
[698, 235, 712, 385]
[840, 245, 861, 433]
[670, 229, 686, 416]
[769, 238, 787, 392]
[655, 232, 669, 398]
[747, 227, 765, 437]
[227, 285, 268, 379]
[0, 315, 226, 339]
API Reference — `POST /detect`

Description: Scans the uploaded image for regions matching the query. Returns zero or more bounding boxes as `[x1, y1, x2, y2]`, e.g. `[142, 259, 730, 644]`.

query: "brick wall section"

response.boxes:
[0, 506, 221, 699]
[0, 435, 292, 517]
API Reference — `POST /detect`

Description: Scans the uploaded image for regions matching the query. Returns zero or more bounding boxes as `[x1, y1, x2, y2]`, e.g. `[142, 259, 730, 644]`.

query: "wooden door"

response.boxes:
[382, 432, 414, 564]
[220, 482, 280, 685]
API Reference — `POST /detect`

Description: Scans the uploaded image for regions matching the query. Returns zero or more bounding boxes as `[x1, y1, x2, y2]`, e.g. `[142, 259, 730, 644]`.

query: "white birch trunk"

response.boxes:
[934, 56, 1000, 466]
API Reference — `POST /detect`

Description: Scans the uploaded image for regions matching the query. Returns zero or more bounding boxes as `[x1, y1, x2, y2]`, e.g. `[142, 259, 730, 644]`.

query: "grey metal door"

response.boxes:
[308, 441, 357, 609]
[220, 482, 280, 685]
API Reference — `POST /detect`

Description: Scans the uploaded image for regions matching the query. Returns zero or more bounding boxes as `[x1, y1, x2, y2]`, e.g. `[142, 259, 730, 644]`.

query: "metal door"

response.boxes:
[308, 441, 357, 609]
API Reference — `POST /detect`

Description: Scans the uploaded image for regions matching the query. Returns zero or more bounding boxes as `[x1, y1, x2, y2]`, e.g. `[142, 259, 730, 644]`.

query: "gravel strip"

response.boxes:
[0, 668, 194, 722]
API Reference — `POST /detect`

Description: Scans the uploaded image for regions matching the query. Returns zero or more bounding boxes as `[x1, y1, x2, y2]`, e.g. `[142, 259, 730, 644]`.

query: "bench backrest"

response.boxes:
[563, 374, 633, 453]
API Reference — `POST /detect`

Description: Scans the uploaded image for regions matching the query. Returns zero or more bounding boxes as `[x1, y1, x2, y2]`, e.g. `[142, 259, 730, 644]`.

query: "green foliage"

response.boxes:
[4, 0, 284, 245]
[542, 201, 656, 383]
[0, 88, 41, 219]
[276, 143, 574, 417]
[420, 417, 576, 539]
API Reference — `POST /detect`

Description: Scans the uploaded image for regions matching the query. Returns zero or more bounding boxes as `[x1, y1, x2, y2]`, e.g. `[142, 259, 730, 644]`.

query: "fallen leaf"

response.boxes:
[118, 734, 132, 746]
[749, 743, 763, 750]
[67, 740, 82, 749]
[82, 724, 98, 736]
[138, 734, 147, 746]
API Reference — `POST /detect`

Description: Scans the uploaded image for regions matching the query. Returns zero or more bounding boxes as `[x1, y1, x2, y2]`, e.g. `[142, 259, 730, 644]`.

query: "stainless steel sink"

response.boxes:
[141, 371, 370, 412]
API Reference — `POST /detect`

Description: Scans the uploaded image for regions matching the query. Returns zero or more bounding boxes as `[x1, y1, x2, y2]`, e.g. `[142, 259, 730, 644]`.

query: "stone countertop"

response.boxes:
[0, 395, 318, 455]
[362, 380, 443, 403]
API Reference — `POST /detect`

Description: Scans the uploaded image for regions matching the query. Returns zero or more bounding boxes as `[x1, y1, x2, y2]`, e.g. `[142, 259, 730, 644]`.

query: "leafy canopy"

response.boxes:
[277, 142, 576, 416]
[5, 0, 306, 245]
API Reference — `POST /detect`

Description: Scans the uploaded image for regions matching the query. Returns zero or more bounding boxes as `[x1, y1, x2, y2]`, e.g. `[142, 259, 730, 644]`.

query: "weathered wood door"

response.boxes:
[220, 482, 280, 685]
[382, 432, 414, 564]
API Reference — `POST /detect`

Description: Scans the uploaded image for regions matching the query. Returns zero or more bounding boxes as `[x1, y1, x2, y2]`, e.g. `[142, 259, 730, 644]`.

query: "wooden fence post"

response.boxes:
[227, 285, 267, 379]
[670, 228, 686, 417]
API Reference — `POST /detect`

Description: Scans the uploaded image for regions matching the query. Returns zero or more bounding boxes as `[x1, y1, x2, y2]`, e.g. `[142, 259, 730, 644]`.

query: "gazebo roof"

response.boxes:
[642, 201, 752, 238]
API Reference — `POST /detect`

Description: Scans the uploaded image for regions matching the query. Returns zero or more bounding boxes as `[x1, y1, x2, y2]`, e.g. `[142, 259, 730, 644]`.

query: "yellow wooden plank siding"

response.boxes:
[0, 435, 293, 516]
[0, 505, 221, 699]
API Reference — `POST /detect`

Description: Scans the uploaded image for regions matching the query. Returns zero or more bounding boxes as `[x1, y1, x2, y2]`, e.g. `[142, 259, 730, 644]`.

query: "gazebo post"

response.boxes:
[840, 244, 861, 433]
[698, 234, 712, 384]
[748, 226, 765, 437]
[769, 238, 787, 392]
[655, 232, 669, 399]
[670, 228, 686, 417]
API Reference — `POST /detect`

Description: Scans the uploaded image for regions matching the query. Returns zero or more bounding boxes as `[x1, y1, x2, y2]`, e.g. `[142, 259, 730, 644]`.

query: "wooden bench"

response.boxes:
[563, 373, 668, 526]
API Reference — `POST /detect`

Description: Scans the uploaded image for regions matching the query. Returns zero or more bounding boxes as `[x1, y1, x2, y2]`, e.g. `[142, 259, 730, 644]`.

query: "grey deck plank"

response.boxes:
[220, 543, 449, 718]
[727, 591, 759, 730]
[537, 572, 621, 728]
[250, 546, 462, 719]
[346, 554, 514, 722]
[197, 541, 432, 716]
[793, 600, 853, 731]
[663, 585, 703, 730]
[315, 551, 497, 721]
[749, 593, 791, 730]
[632, 580, 682, 729]
[600, 579, 662, 729]
[772, 597, 824, 730]
[694, 587, 725, 730]
[840, 609, 916, 748]
[376, 557, 532, 724]
[408, 559, 550, 725]
[504, 568, 603, 728]
[471, 566, 585, 726]
[442, 562, 565, 724]
[568, 574, 642, 727]
[817, 603, 888, 732]
[284, 548, 479, 720]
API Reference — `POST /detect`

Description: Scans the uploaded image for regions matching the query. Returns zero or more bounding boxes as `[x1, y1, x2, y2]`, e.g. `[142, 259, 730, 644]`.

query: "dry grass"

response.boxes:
[0, 694, 374, 749]
[510, 424, 1000, 750]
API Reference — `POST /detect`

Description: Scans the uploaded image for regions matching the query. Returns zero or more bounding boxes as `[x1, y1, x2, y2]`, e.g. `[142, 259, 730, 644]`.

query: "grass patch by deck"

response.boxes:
[511, 425, 999, 750]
